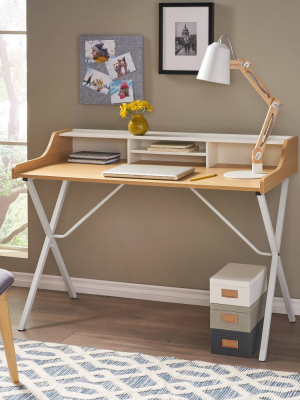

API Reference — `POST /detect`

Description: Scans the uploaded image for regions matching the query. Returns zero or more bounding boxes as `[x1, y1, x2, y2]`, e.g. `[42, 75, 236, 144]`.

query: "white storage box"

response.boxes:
[210, 263, 267, 307]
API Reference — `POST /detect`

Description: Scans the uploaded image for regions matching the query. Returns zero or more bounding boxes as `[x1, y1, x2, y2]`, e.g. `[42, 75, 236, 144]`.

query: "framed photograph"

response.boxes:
[159, 3, 214, 74]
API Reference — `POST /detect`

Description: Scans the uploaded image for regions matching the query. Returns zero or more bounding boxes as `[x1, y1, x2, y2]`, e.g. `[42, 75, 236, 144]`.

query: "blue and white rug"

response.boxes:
[0, 339, 300, 399]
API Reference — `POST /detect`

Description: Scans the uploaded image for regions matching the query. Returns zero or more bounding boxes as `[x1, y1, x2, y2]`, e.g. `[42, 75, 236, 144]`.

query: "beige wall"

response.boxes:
[5, 0, 300, 298]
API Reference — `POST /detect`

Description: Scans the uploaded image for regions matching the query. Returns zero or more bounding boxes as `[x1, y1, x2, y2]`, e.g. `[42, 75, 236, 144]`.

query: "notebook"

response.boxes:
[69, 151, 121, 160]
[68, 158, 119, 165]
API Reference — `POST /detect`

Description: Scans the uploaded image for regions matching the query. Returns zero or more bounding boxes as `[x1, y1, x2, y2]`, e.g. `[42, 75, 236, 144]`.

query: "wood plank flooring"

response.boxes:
[6, 287, 300, 373]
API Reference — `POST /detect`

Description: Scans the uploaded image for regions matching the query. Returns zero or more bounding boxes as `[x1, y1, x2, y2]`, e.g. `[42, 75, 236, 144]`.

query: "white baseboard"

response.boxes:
[12, 271, 300, 316]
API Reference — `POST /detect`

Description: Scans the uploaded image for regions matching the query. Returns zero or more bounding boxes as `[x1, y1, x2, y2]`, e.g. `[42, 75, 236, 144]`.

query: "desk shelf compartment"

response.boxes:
[206, 142, 282, 168]
[128, 139, 206, 165]
[72, 136, 128, 163]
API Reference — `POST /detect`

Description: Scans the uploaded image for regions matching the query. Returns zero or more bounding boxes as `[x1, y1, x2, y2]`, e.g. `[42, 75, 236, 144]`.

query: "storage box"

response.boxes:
[210, 263, 267, 307]
[211, 318, 264, 358]
[210, 292, 266, 332]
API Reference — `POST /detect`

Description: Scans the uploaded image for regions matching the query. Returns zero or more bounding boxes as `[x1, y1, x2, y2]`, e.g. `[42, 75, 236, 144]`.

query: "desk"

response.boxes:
[12, 129, 298, 361]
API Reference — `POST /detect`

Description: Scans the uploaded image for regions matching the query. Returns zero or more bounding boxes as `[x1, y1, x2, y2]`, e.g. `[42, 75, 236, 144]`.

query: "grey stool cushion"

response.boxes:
[0, 269, 14, 296]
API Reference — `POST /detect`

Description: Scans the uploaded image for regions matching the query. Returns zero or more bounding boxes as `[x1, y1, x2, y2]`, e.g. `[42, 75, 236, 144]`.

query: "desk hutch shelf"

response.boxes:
[12, 129, 298, 194]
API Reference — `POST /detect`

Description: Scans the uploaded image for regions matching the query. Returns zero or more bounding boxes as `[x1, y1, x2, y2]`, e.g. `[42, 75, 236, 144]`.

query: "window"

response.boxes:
[0, 0, 27, 257]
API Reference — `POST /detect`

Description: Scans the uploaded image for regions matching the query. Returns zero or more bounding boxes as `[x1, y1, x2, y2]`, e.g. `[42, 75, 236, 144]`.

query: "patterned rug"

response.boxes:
[0, 339, 299, 399]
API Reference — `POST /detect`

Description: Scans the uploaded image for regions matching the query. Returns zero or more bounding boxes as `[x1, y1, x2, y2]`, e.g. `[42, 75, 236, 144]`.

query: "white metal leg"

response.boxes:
[25, 179, 76, 299]
[257, 193, 279, 361]
[274, 179, 295, 323]
[277, 257, 295, 323]
[257, 178, 295, 361]
[18, 180, 72, 331]
[19, 180, 124, 331]
[18, 238, 52, 331]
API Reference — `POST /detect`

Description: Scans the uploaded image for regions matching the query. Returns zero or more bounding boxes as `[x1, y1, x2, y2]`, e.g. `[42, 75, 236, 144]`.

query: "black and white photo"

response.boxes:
[175, 22, 197, 56]
[159, 3, 214, 74]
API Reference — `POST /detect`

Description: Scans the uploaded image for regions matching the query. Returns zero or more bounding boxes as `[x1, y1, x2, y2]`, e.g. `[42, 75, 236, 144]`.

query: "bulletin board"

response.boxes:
[79, 35, 144, 105]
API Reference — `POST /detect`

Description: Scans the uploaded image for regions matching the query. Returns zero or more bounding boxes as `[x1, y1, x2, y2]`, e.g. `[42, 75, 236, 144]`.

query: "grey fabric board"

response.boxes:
[210, 293, 266, 332]
[0, 269, 14, 296]
[80, 36, 144, 105]
[211, 318, 264, 358]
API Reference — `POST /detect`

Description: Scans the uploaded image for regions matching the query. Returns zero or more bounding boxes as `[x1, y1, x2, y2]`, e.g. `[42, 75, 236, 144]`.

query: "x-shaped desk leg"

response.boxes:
[18, 179, 76, 331]
[257, 178, 295, 361]
[191, 178, 295, 362]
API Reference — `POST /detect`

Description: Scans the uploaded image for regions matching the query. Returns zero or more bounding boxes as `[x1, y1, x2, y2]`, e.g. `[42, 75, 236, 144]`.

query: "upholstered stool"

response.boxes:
[0, 269, 19, 383]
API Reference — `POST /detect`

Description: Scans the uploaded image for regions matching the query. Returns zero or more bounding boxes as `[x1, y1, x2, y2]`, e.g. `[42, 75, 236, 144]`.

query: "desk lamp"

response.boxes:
[197, 35, 281, 179]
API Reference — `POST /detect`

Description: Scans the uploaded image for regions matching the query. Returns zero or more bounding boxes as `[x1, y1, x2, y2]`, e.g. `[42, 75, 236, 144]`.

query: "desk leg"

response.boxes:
[277, 257, 295, 323]
[275, 179, 295, 323]
[18, 180, 76, 331]
[257, 179, 295, 361]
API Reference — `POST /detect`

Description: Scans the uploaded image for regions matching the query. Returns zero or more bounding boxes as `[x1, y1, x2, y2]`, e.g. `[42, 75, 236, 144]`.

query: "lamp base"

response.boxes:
[224, 170, 267, 179]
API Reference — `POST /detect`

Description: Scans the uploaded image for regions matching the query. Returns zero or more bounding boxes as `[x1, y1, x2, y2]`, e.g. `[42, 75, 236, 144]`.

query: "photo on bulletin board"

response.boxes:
[85, 39, 116, 63]
[159, 3, 214, 74]
[80, 35, 144, 105]
[82, 68, 112, 95]
[105, 52, 136, 80]
[111, 80, 134, 104]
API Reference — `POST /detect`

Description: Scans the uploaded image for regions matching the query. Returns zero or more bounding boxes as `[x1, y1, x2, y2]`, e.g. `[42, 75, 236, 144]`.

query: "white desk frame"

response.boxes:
[19, 176, 295, 362]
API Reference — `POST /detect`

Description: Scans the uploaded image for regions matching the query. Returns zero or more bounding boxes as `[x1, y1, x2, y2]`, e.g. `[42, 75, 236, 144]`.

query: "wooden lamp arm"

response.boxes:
[230, 59, 281, 169]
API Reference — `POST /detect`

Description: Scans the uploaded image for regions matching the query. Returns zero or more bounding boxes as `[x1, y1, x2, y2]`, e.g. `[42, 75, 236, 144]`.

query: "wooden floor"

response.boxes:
[6, 287, 300, 373]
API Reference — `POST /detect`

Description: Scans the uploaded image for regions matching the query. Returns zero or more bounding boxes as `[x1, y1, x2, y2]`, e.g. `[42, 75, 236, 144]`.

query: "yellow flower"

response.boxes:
[132, 100, 143, 110]
[120, 109, 128, 118]
[120, 100, 152, 118]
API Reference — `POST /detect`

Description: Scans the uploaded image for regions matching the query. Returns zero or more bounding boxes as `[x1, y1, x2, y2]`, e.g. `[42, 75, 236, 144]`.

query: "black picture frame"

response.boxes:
[159, 3, 214, 75]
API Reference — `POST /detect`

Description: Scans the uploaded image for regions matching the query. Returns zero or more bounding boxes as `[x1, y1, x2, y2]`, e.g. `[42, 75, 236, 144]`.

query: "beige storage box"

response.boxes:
[210, 263, 267, 307]
[210, 292, 266, 332]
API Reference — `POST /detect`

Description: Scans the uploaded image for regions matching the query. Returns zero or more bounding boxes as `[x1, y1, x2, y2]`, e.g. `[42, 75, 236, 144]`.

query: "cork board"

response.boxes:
[80, 35, 144, 105]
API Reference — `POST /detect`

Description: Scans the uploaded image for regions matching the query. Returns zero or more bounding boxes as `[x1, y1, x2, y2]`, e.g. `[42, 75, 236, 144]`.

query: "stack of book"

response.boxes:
[147, 141, 199, 153]
[68, 151, 121, 165]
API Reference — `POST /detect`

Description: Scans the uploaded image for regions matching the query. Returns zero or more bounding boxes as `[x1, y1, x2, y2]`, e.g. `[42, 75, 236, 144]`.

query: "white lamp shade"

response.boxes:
[197, 42, 231, 85]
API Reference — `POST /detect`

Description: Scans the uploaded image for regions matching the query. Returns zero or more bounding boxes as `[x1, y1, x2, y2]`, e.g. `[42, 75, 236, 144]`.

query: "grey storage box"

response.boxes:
[211, 318, 264, 358]
[210, 292, 266, 333]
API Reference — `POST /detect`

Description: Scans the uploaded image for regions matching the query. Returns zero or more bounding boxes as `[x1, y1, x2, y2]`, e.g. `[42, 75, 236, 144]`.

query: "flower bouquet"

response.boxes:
[120, 100, 153, 135]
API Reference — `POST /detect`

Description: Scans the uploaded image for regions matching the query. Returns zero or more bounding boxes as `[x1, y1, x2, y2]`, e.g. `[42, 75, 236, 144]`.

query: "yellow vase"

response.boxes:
[128, 114, 148, 136]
